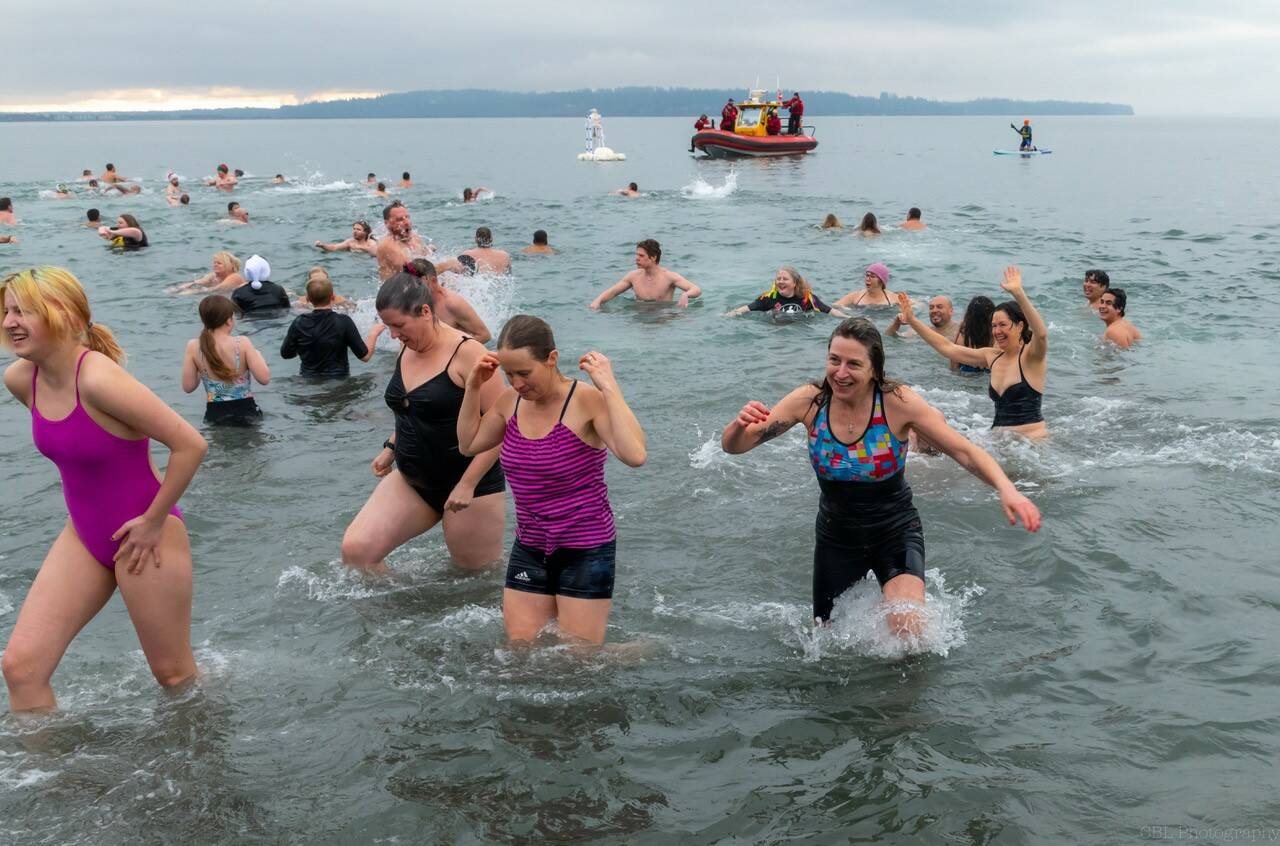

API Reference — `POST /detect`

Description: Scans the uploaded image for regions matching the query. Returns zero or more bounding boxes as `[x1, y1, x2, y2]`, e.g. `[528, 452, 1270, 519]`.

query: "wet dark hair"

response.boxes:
[217, 164, 228, 173]
[637, 239, 661, 262]
[354, 220, 373, 237]
[198, 295, 238, 382]
[1105, 288, 1127, 316]
[907, 207, 922, 220]
[811, 318, 901, 416]
[375, 271, 435, 318]
[367, 172, 376, 179]
[376, 182, 386, 191]
[497, 315, 556, 361]
[402, 171, 410, 180]
[628, 182, 638, 191]
[462, 188, 474, 202]
[457, 254, 477, 274]
[532, 229, 548, 245]
[274, 173, 283, 179]
[88, 179, 98, 188]
[180, 194, 190, 205]
[1085, 269, 1110, 288]
[105, 163, 116, 172]
[234, 169, 244, 177]
[475, 226, 492, 247]
[228, 202, 239, 212]
[82, 169, 92, 176]
[958, 295, 995, 349]
[404, 258, 438, 282]
[858, 212, 880, 234]
[994, 301, 1033, 343]
[0, 198, 11, 212]
[86, 208, 100, 222]
[382, 200, 404, 221]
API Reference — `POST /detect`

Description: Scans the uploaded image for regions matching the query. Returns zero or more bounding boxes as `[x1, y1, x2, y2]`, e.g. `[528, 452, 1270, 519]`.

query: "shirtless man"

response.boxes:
[0, 234, 17, 245]
[462, 187, 489, 203]
[78, 169, 93, 181]
[887, 295, 955, 340]
[521, 229, 556, 255]
[366, 173, 377, 185]
[99, 163, 127, 184]
[165, 174, 182, 197]
[589, 239, 702, 309]
[613, 182, 640, 198]
[105, 183, 142, 195]
[460, 227, 511, 274]
[206, 164, 237, 191]
[0, 198, 16, 225]
[227, 202, 249, 224]
[900, 207, 927, 230]
[1098, 289, 1141, 349]
[373, 182, 389, 198]
[1083, 269, 1109, 312]
[405, 259, 492, 343]
[315, 220, 377, 255]
[375, 202, 431, 280]
[273, 174, 286, 184]
[398, 171, 413, 188]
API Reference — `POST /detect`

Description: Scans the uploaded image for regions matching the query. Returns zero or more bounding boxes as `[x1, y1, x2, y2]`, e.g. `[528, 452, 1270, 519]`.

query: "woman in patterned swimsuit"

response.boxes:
[722, 318, 1042, 636]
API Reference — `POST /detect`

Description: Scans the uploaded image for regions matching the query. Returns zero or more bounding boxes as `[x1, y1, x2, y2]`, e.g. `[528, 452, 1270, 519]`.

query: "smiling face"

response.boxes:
[991, 309, 1023, 351]
[1083, 275, 1104, 300]
[212, 256, 231, 279]
[825, 335, 875, 401]
[928, 296, 953, 327]
[387, 206, 412, 239]
[378, 304, 435, 351]
[1, 294, 51, 360]
[775, 268, 797, 297]
[1097, 293, 1120, 322]
[497, 345, 560, 401]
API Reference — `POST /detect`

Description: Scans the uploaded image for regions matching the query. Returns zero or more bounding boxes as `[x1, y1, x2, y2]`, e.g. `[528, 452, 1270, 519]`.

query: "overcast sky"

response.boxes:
[4, 1, 1278, 115]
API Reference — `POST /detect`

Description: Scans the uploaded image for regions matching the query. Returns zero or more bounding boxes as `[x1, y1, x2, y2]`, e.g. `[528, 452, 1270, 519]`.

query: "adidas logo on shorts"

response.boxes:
[514, 571, 531, 582]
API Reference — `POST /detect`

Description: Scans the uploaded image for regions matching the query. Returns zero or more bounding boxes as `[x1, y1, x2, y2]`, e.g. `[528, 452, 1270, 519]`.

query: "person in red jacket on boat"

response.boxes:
[694, 114, 711, 132]
[783, 92, 804, 135]
[720, 99, 738, 131]
[765, 109, 782, 136]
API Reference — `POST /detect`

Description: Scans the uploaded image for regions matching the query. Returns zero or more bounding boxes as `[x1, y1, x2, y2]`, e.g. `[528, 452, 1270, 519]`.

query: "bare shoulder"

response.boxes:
[883, 384, 925, 414]
[78, 350, 137, 398]
[3, 358, 35, 402]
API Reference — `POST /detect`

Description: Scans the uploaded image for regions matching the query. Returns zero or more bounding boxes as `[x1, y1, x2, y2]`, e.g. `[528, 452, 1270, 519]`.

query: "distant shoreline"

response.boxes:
[0, 86, 1134, 123]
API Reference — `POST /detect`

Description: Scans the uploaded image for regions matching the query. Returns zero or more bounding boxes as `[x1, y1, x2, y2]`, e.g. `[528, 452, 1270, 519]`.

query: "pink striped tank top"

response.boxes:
[501, 381, 615, 553]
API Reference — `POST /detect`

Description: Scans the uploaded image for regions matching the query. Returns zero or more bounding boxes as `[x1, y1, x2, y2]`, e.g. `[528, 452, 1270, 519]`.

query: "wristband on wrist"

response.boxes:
[383, 439, 395, 451]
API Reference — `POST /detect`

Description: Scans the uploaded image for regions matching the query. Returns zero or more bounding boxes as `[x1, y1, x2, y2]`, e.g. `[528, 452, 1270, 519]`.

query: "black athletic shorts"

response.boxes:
[505, 539, 616, 600]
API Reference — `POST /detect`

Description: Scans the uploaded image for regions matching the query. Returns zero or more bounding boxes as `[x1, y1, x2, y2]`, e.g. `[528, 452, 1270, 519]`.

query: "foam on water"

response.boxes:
[681, 170, 737, 198]
[269, 172, 357, 194]
[276, 562, 429, 602]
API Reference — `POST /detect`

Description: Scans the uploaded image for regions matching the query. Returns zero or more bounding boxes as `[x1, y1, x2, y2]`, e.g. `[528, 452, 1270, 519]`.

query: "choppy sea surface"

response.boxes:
[2, 116, 1279, 844]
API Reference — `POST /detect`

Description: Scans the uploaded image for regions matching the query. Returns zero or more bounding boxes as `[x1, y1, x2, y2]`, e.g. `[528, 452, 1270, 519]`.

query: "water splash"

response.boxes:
[681, 171, 737, 199]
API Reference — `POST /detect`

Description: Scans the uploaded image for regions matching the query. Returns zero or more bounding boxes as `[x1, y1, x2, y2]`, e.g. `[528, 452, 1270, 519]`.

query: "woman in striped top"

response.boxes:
[457, 315, 647, 644]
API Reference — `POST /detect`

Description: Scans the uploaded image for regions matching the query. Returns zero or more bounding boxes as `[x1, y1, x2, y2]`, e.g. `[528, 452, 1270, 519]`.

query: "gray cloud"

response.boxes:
[6, 1, 1279, 114]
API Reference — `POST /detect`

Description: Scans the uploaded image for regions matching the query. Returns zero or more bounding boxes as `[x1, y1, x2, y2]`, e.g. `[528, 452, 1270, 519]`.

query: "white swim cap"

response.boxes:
[244, 254, 270, 289]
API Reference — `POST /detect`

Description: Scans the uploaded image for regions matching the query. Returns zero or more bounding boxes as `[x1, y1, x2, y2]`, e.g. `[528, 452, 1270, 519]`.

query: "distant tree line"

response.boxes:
[0, 87, 1133, 123]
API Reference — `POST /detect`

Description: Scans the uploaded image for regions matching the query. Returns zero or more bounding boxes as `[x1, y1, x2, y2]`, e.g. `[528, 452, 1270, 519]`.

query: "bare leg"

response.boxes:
[555, 596, 613, 645]
[882, 574, 926, 639]
[503, 588, 556, 642]
[115, 516, 197, 688]
[2, 521, 117, 712]
[341, 470, 439, 572]
[440, 491, 505, 570]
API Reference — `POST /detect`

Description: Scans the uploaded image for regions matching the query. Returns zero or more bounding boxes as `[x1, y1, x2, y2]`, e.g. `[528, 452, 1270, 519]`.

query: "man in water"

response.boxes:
[462, 187, 489, 203]
[1011, 119, 1033, 151]
[273, 174, 286, 184]
[589, 239, 702, 309]
[167, 193, 191, 207]
[280, 274, 385, 378]
[720, 98, 738, 131]
[207, 164, 237, 191]
[315, 220, 377, 255]
[899, 207, 927, 230]
[1083, 269, 1109, 311]
[375, 202, 431, 280]
[521, 229, 556, 255]
[84, 208, 101, 227]
[461, 226, 511, 274]
[105, 183, 142, 195]
[227, 202, 249, 224]
[0, 198, 16, 225]
[373, 182, 389, 198]
[613, 182, 640, 198]
[782, 92, 804, 135]
[398, 171, 412, 188]
[886, 295, 955, 340]
[99, 163, 128, 184]
[1098, 289, 1141, 349]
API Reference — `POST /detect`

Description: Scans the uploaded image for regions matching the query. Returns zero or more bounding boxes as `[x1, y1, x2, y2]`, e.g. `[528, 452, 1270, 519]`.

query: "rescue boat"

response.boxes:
[692, 90, 817, 159]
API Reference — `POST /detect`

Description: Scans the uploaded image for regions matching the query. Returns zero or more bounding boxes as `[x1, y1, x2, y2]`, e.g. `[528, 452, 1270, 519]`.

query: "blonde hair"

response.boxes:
[307, 266, 330, 281]
[779, 266, 812, 299]
[0, 267, 125, 363]
[213, 251, 241, 274]
[820, 213, 842, 229]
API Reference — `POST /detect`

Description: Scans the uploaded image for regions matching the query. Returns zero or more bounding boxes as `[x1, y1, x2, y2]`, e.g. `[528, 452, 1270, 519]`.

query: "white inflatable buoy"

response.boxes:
[577, 147, 627, 162]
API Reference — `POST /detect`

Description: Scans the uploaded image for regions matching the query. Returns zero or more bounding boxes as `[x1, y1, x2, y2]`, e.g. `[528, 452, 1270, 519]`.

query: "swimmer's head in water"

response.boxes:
[1083, 269, 1110, 296]
[180, 194, 190, 204]
[382, 199, 404, 222]
[532, 229, 548, 245]
[959, 296, 995, 349]
[1024, 119, 1031, 125]
[814, 318, 899, 406]
[105, 163, 115, 172]
[1099, 289, 1127, 317]
[636, 239, 661, 266]
[774, 266, 810, 300]
[821, 213, 842, 228]
[629, 182, 638, 192]
[306, 275, 335, 307]
[864, 262, 890, 289]
[1, 266, 125, 364]
[402, 171, 410, 180]
[170, 175, 180, 186]
[86, 209, 100, 223]
[497, 315, 560, 398]
[0, 198, 11, 212]
[462, 188, 474, 202]
[992, 301, 1032, 347]
[367, 173, 376, 181]
[88, 179, 98, 188]
[475, 227, 493, 248]
[217, 164, 228, 173]
[212, 251, 241, 278]
[82, 169, 92, 177]
[234, 169, 244, 177]
[385, 203, 411, 237]
[376, 182, 386, 192]
[228, 202, 239, 213]
[907, 207, 922, 220]
[859, 213, 879, 233]
[353, 220, 373, 239]
[118, 213, 143, 233]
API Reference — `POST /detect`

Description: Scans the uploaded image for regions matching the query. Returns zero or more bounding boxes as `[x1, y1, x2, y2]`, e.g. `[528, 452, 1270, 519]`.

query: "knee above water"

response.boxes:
[1, 647, 53, 688]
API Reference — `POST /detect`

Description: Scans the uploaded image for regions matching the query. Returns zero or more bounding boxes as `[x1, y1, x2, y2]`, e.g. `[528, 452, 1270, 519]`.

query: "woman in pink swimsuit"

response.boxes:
[1, 267, 208, 712]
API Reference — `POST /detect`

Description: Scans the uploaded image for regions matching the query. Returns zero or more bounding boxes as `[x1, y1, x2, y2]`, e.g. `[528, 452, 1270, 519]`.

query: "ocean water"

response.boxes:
[1, 116, 1279, 844]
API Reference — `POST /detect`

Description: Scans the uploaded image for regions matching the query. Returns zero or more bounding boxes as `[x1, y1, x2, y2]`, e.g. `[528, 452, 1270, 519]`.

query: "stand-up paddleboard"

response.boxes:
[993, 149, 1052, 156]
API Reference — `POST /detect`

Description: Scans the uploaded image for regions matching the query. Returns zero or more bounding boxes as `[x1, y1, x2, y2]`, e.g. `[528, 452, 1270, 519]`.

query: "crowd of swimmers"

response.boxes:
[0, 162, 1144, 714]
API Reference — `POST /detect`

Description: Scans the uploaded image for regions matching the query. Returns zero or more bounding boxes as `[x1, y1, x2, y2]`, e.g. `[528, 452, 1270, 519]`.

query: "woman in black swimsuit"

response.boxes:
[897, 266, 1048, 437]
[341, 272, 506, 571]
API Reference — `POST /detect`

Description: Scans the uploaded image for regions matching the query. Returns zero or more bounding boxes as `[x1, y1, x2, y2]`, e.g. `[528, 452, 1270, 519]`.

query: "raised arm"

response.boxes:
[721, 384, 818, 455]
[457, 351, 508, 455]
[893, 387, 1041, 532]
[1000, 266, 1047, 362]
[896, 292, 992, 369]
[589, 275, 634, 310]
[578, 352, 646, 467]
[82, 354, 208, 572]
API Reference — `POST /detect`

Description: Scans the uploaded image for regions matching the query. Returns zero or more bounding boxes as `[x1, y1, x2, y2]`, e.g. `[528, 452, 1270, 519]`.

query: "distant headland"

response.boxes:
[0, 87, 1134, 123]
